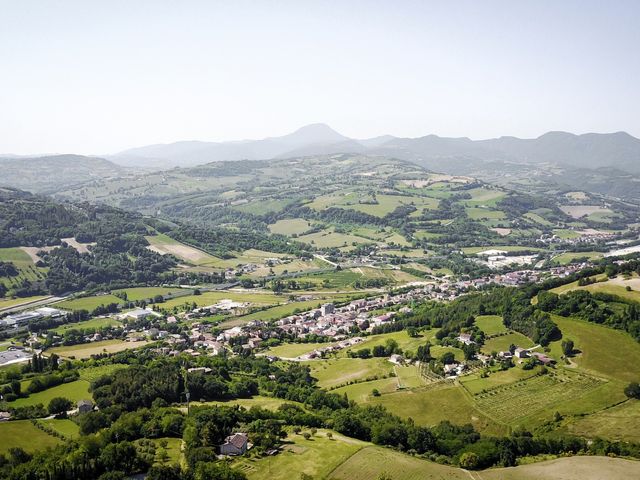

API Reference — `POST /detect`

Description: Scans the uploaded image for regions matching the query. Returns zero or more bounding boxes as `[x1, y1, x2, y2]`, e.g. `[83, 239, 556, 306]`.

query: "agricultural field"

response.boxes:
[0, 420, 62, 453]
[111, 286, 186, 301]
[267, 342, 335, 359]
[460, 365, 539, 395]
[161, 290, 280, 310]
[0, 247, 47, 290]
[551, 251, 604, 265]
[475, 315, 508, 335]
[550, 274, 640, 303]
[366, 383, 506, 435]
[233, 429, 366, 480]
[462, 245, 543, 255]
[297, 228, 369, 249]
[55, 294, 125, 311]
[481, 332, 534, 354]
[38, 418, 81, 439]
[471, 370, 607, 426]
[51, 316, 122, 333]
[306, 357, 394, 389]
[48, 339, 150, 359]
[566, 399, 640, 443]
[78, 363, 128, 382]
[268, 218, 314, 236]
[338, 330, 439, 358]
[8, 379, 91, 408]
[145, 233, 220, 266]
[191, 396, 295, 411]
[232, 198, 293, 215]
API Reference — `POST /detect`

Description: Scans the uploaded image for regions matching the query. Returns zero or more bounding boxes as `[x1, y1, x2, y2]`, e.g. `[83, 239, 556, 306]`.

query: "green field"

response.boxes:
[267, 342, 334, 359]
[191, 396, 294, 411]
[551, 251, 604, 265]
[0, 294, 49, 311]
[112, 286, 185, 301]
[338, 330, 438, 358]
[9, 379, 91, 407]
[234, 429, 367, 480]
[307, 357, 394, 389]
[460, 366, 539, 395]
[78, 364, 128, 382]
[55, 294, 125, 311]
[566, 399, 640, 443]
[466, 207, 507, 220]
[550, 274, 640, 303]
[48, 339, 150, 359]
[0, 420, 61, 453]
[462, 245, 543, 255]
[481, 332, 534, 354]
[51, 316, 122, 333]
[548, 315, 640, 383]
[475, 315, 507, 335]
[268, 218, 313, 236]
[366, 383, 506, 435]
[0, 247, 47, 291]
[38, 418, 81, 439]
[297, 228, 369, 249]
[161, 290, 280, 310]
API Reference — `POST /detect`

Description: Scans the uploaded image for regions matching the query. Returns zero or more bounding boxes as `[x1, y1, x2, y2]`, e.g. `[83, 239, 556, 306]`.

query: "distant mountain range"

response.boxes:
[106, 123, 640, 175]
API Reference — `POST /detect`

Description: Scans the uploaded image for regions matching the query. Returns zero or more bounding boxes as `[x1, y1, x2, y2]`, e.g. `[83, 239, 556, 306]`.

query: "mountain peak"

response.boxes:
[280, 123, 349, 145]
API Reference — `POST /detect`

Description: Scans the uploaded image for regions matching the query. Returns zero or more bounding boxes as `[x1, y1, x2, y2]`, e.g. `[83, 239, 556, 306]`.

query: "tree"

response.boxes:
[10, 380, 21, 396]
[561, 339, 574, 356]
[440, 352, 455, 365]
[48, 396, 72, 415]
[326, 432, 333, 440]
[624, 382, 640, 399]
[147, 465, 183, 480]
[459, 451, 480, 469]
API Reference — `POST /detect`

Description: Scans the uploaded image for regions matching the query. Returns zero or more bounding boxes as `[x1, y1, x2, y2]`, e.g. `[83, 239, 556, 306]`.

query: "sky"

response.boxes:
[1, 0, 639, 155]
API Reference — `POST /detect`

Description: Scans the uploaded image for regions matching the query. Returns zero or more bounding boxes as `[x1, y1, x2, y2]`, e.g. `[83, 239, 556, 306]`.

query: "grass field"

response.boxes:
[9, 379, 91, 407]
[475, 315, 507, 335]
[328, 446, 470, 480]
[55, 294, 125, 311]
[307, 357, 394, 389]
[550, 274, 640, 303]
[297, 228, 370, 249]
[548, 315, 640, 383]
[462, 245, 543, 255]
[366, 384, 506, 435]
[0, 420, 61, 453]
[48, 339, 150, 359]
[466, 207, 507, 220]
[145, 233, 220, 266]
[460, 366, 538, 395]
[566, 399, 640, 443]
[268, 218, 313, 236]
[78, 364, 128, 382]
[234, 429, 367, 480]
[191, 396, 294, 411]
[38, 418, 81, 439]
[112, 286, 185, 301]
[51, 316, 122, 333]
[339, 330, 438, 358]
[161, 290, 280, 310]
[267, 342, 334, 359]
[481, 332, 534, 354]
[551, 251, 604, 265]
[0, 247, 47, 290]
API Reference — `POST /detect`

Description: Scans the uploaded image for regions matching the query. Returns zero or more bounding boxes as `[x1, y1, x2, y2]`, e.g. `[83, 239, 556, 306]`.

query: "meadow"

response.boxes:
[268, 218, 313, 236]
[55, 294, 125, 311]
[475, 315, 507, 335]
[112, 286, 186, 301]
[306, 357, 394, 389]
[48, 339, 150, 359]
[9, 379, 91, 408]
[51, 316, 122, 333]
[0, 247, 47, 290]
[234, 429, 367, 480]
[566, 399, 640, 443]
[0, 420, 61, 453]
[481, 332, 534, 354]
[38, 418, 81, 439]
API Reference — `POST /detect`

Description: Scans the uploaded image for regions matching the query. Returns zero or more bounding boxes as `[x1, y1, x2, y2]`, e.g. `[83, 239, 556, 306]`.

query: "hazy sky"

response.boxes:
[1, 0, 639, 154]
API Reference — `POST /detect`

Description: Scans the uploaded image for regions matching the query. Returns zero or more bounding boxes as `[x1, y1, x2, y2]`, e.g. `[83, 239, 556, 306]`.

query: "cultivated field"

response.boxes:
[567, 399, 640, 443]
[145, 233, 219, 265]
[0, 420, 61, 453]
[48, 339, 150, 359]
[51, 316, 122, 333]
[475, 315, 507, 335]
[9, 379, 91, 407]
[55, 294, 125, 311]
[307, 357, 394, 389]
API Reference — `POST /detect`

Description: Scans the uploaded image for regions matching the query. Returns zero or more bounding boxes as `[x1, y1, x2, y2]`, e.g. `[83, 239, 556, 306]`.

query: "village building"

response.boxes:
[220, 433, 249, 456]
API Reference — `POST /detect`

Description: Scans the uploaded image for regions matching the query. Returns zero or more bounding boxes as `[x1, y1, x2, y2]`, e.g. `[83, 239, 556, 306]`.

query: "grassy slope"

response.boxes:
[0, 420, 62, 453]
[48, 339, 150, 359]
[9, 379, 91, 407]
[55, 294, 125, 311]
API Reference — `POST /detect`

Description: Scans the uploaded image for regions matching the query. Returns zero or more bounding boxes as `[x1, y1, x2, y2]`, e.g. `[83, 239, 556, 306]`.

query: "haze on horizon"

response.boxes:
[1, 0, 639, 155]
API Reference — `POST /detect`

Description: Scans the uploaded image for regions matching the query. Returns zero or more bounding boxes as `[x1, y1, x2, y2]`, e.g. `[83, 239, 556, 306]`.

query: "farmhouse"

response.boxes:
[457, 333, 474, 345]
[220, 432, 249, 456]
[531, 351, 555, 365]
[77, 399, 93, 414]
[514, 347, 529, 359]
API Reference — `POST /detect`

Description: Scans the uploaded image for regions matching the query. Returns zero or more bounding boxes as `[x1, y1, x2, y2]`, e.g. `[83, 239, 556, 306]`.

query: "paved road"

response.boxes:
[0, 296, 65, 315]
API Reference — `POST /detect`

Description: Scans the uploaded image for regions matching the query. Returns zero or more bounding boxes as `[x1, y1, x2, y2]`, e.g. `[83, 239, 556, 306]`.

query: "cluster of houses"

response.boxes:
[498, 346, 556, 365]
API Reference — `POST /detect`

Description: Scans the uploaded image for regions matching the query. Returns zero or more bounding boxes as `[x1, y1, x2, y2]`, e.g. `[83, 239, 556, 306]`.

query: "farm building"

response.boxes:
[77, 399, 93, 414]
[457, 333, 475, 345]
[514, 347, 529, 359]
[220, 433, 249, 456]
